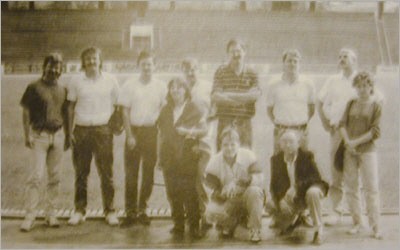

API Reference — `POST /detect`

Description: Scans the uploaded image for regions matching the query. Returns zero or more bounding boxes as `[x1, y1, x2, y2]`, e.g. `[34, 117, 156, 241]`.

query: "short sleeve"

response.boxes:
[20, 84, 36, 109]
[117, 80, 132, 108]
[66, 77, 77, 102]
[205, 154, 221, 180]
[212, 66, 224, 93]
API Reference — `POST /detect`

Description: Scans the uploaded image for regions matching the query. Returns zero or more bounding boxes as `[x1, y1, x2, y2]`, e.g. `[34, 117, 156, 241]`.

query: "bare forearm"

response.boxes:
[308, 104, 315, 121]
[267, 107, 275, 124]
[67, 102, 76, 137]
[351, 131, 374, 146]
[211, 92, 236, 106]
[316, 101, 331, 131]
[122, 107, 133, 139]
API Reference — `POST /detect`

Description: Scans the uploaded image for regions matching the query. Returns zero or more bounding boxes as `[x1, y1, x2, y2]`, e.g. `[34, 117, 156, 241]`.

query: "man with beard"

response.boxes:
[212, 39, 261, 151]
[67, 47, 120, 226]
[20, 53, 69, 231]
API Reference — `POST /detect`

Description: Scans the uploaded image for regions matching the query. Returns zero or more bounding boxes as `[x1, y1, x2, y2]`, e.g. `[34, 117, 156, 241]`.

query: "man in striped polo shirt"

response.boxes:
[212, 39, 261, 150]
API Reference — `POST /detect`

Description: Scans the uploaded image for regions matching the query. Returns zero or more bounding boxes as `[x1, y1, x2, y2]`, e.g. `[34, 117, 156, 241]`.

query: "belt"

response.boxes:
[275, 123, 307, 130]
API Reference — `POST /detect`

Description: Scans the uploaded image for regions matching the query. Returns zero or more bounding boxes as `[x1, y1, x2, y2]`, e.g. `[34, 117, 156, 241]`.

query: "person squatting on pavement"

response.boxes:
[212, 38, 261, 150]
[338, 71, 383, 239]
[269, 130, 329, 245]
[181, 58, 214, 232]
[66, 47, 120, 226]
[118, 51, 168, 227]
[20, 53, 69, 232]
[157, 77, 208, 239]
[267, 49, 315, 153]
[204, 126, 264, 243]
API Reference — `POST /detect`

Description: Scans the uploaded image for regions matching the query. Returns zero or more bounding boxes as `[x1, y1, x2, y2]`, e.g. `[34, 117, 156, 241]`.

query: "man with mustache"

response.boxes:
[317, 48, 384, 226]
[212, 39, 261, 151]
[20, 53, 69, 231]
[66, 47, 120, 226]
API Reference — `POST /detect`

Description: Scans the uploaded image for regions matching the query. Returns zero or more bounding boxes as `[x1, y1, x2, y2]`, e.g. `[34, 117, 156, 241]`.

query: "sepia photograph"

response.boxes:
[1, 0, 399, 248]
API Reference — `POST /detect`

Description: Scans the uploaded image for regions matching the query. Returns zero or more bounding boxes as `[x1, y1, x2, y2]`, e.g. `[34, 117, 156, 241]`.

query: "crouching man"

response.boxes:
[269, 130, 329, 245]
[204, 126, 264, 243]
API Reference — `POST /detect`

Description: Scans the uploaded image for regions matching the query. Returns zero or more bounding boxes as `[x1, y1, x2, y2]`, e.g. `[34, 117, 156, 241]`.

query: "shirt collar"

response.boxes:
[284, 152, 298, 165]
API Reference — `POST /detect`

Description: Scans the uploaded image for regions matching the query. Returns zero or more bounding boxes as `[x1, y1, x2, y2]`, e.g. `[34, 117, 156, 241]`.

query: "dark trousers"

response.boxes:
[124, 126, 157, 217]
[163, 170, 200, 230]
[216, 116, 252, 151]
[72, 125, 115, 215]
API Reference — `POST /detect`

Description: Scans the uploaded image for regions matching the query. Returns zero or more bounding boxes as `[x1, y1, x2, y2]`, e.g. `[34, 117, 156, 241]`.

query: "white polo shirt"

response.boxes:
[318, 72, 385, 127]
[267, 75, 315, 126]
[118, 76, 167, 127]
[205, 147, 262, 189]
[67, 72, 119, 126]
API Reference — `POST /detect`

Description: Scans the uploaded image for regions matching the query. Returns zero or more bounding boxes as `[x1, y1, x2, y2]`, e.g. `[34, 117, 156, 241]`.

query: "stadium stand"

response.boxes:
[1, 8, 398, 71]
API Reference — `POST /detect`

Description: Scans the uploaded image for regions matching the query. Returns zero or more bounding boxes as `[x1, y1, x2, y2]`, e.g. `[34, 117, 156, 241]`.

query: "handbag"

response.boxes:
[334, 140, 345, 172]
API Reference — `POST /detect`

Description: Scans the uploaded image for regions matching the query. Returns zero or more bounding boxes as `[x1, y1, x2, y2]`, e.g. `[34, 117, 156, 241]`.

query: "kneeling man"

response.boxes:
[204, 126, 264, 243]
[270, 130, 329, 245]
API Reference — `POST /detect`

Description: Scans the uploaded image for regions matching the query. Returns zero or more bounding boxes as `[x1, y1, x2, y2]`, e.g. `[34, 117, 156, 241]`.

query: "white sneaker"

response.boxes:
[105, 212, 119, 226]
[324, 212, 341, 226]
[46, 216, 60, 228]
[68, 212, 85, 226]
[347, 224, 362, 235]
[249, 229, 261, 243]
[20, 215, 35, 232]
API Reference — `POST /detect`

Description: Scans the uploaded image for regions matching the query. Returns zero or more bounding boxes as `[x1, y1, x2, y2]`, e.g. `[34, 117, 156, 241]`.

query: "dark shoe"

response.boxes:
[201, 219, 213, 233]
[170, 225, 184, 239]
[281, 214, 302, 235]
[312, 230, 323, 245]
[120, 216, 137, 228]
[138, 213, 151, 225]
[190, 227, 203, 240]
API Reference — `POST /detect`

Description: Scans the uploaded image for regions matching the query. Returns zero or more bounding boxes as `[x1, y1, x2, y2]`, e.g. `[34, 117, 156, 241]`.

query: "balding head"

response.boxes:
[339, 48, 357, 70]
[279, 130, 300, 155]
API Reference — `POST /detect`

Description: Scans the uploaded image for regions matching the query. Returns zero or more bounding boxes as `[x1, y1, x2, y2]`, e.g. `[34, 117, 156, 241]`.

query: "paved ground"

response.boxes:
[1, 215, 399, 249]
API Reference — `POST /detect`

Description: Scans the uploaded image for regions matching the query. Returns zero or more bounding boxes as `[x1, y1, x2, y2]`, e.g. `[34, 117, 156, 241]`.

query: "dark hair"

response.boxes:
[353, 71, 375, 94]
[166, 76, 191, 106]
[43, 52, 63, 71]
[137, 50, 155, 66]
[226, 38, 246, 53]
[80, 47, 102, 70]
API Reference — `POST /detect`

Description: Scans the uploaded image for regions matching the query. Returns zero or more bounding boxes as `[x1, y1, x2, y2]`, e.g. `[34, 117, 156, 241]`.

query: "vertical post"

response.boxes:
[98, 1, 105, 10]
[240, 1, 247, 11]
[310, 1, 316, 12]
[28, 1, 34, 10]
[170, 1, 175, 11]
[378, 1, 384, 20]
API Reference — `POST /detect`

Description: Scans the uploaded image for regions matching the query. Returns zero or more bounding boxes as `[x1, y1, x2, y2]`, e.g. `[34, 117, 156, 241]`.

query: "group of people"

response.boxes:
[19, 38, 384, 245]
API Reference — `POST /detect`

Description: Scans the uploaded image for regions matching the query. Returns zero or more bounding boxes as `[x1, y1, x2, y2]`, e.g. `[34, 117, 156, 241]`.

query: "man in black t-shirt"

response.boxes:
[19, 53, 69, 232]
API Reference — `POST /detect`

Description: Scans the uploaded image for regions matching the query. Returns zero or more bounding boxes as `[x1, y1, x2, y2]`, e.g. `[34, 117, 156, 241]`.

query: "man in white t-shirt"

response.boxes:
[118, 51, 168, 227]
[66, 47, 119, 226]
[267, 49, 316, 153]
[317, 48, 384, 226]
[204, 126, 264, 243]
